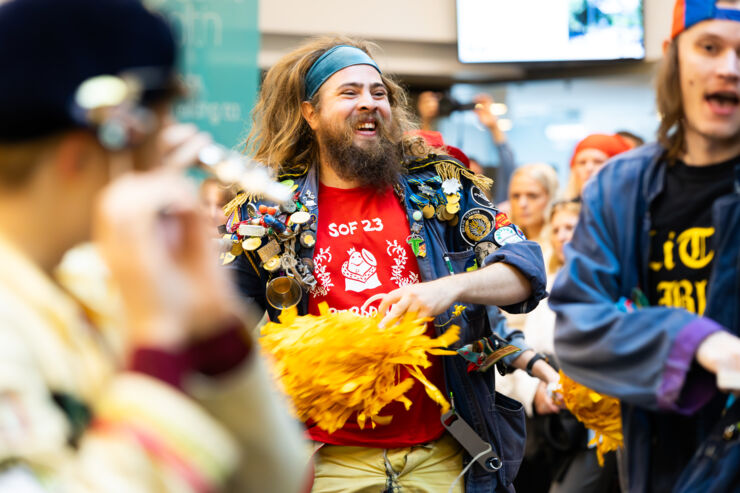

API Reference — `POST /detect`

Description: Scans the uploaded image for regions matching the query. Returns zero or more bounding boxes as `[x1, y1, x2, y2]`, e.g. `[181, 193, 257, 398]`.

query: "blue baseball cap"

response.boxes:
[0, 0, 177, 142]
[671, 0, 740, 38]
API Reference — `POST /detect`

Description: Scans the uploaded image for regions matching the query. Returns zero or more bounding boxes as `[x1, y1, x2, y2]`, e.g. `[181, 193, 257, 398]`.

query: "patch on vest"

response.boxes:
[460, 208, 495, 246]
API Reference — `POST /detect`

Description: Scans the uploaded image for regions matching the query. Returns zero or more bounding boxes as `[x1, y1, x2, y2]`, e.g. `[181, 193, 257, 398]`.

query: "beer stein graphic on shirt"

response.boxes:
[341, 248, 381, 292]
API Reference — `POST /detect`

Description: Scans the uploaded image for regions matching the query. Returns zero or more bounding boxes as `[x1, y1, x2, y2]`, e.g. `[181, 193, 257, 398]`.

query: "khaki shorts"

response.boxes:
[311, 433, 464, 493]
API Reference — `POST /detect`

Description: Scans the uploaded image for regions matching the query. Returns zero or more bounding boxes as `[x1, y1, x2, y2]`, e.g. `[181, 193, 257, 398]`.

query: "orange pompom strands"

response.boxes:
[556, 370, 624, 466]
[259, 303, 459, 434]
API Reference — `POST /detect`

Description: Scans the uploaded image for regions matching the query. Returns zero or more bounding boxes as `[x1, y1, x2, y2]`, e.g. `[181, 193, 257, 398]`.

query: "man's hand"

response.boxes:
[472, 94, 498, 130]
[159, 122, 213, 171]
[696, 331, 740, 391]
[94, 171, 237, 351]
[473, 94, 507, 145]
[374, 262, 532, 327]
[376, 278, 460, 328]
[534, 381, 560, 415]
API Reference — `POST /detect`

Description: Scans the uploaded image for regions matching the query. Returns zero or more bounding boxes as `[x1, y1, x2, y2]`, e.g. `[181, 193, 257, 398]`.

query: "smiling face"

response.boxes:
[677, 17, 740, 149]
[302, 63, 402, 189]
[314, 64, 392, 149]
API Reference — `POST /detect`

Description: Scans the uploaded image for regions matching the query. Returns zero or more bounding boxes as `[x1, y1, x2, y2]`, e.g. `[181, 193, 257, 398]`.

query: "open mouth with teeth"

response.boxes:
[355, 120, 377, 136]
[705, 91, 740, 115]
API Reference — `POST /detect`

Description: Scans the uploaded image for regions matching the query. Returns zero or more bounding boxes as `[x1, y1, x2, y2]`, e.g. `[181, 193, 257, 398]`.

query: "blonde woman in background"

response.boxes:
[508, 163, 559, 259]
[504, 163, 559, 333]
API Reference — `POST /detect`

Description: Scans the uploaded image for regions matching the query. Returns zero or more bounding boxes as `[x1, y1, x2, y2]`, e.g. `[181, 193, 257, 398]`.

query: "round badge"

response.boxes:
[263, 256, 282, 272]
[446, 202, 461, 214]
[246, 203, 259, 217]
[446, 193, 460, 204]
[412, 210, 423, 222]
[242, 237, 262, 251]
[470, 186, 494, 208]
[459, 208, 495, 246]
[493, 225, 524, 247]
[474, 241, 498, 264]
[237, 224, 267, 237]
[300, 231, 316, 248]
[448, 215, 459, 227]
[290, 211, 311, 225]
[436, 204, 452, 221]
[422, 204, 435, 219]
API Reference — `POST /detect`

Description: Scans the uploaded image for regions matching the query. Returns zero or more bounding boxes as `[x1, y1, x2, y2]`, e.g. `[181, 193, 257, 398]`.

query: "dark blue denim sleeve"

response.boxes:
[483, 240, 547, 314]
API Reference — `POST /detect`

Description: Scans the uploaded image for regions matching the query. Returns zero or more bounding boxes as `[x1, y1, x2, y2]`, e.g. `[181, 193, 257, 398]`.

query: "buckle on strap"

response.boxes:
[441, 410, 502, 471]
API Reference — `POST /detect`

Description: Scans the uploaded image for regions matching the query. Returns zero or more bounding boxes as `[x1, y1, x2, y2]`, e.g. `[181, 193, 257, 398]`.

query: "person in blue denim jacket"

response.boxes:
[550, 1, 740, 491]
[227, 35, 550, 492]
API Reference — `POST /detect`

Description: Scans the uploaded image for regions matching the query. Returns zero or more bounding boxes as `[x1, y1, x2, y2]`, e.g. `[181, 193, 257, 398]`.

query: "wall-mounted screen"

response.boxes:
[457, 0, 644, 64]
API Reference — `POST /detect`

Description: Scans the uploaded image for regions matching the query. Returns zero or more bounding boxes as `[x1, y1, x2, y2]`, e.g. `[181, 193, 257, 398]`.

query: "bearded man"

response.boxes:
[228, 37, 554, 492]
[550, 1, 740, 491]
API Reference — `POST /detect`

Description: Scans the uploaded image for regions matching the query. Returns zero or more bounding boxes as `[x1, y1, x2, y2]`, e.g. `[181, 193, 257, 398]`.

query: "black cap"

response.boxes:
[0, 0, 177, 143]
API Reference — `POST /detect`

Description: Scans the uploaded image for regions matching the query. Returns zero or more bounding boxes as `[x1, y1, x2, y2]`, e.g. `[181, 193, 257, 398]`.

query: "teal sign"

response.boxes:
[146, 0, 260, 148]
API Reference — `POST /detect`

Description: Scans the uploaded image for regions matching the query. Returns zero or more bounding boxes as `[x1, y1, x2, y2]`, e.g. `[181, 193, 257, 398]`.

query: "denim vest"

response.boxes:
[229, 155, 547, 492]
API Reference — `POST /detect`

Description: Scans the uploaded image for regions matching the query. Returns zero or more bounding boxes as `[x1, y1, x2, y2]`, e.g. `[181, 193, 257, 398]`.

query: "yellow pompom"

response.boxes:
[260, 306, 459, 434]
[557, 370, 623, 466]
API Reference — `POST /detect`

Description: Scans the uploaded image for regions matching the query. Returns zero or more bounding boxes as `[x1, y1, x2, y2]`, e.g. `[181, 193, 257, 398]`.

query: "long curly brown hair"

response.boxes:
[243, 35, 431, 174]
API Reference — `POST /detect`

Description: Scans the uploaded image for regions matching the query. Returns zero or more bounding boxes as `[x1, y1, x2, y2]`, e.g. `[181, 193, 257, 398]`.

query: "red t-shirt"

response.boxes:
[307, 183, 446, 448]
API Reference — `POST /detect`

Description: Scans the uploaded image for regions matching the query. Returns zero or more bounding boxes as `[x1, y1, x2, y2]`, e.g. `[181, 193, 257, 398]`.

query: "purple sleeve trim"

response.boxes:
[657, 318, 725, 414]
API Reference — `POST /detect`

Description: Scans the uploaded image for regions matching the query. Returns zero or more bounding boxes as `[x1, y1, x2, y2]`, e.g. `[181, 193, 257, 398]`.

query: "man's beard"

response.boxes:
[318, 113, 403, 190]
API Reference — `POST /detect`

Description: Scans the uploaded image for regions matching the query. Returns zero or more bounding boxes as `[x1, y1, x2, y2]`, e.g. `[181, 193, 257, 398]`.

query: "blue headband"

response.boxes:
[304, 45, 381, 101]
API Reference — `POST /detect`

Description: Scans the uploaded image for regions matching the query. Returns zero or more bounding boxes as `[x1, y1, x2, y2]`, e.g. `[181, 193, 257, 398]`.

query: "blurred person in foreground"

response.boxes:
[229, 36, 550, 492]
[550, 0, 740, 491]
[0, 0, 306, 491]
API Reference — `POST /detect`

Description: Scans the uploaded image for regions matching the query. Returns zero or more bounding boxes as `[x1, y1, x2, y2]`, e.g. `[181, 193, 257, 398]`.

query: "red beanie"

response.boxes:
[570, 134, 632, 168]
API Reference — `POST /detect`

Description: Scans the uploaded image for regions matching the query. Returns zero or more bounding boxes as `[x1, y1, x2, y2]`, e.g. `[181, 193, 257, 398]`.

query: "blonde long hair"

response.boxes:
[509, 163, 559, 251]
[548, 199, 581, 274]
[244, 36, 430, 174]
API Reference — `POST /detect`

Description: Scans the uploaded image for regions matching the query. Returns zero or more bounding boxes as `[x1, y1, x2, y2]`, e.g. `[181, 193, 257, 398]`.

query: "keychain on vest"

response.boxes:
[441, 393, 501, 473]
